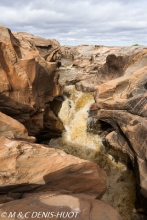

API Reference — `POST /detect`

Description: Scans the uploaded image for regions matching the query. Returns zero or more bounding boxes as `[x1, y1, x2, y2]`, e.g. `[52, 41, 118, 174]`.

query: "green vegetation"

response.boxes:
[132, 43, 139, 46]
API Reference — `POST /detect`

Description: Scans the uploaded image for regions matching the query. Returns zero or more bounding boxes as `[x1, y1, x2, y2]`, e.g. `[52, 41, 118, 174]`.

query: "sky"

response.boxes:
[0, 0, 147, 46]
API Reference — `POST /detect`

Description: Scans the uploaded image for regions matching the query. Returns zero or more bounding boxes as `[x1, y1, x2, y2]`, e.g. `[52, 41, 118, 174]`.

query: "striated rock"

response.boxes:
[0, 112, 35, 142]
[0, 136, 107, 197]
[0, 25, 63, 141]
[0, 192, 122, 220]
[94, 48, 147, 213]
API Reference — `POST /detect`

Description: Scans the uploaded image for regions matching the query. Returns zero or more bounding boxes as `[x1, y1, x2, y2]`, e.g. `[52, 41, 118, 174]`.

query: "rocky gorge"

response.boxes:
[0, 25, 147, 220]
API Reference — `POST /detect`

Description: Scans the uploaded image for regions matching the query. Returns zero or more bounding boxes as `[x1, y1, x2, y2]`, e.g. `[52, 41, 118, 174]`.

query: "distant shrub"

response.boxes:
[132, 44, 139, 46]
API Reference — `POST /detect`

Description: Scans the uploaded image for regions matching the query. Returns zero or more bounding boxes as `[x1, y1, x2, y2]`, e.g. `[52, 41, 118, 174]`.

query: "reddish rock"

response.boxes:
[0, 112, 35, 142]
[94, 48, 147, 213]
[0, 192, 122, 220]
[13, 32, 61, 62]
[0, 136, 107, 197]
[0, 25, 63, 141]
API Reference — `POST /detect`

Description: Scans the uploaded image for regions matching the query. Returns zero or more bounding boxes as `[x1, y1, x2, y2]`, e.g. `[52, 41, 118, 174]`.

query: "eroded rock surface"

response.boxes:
[61, 45, 146, 92]
[0, 25, 63, 141]
[2, 25, 147, 219]
[0, 136, 107, 197]
[13, 32, 61, 62]
[0, 192, 122, 220]
[94, 48, 147, 213]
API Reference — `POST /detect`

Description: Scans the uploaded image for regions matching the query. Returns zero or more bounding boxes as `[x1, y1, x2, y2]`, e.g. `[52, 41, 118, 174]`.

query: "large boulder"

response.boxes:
[0, 192, 122, 220]
[0, 136, 107, 198]
[0, 25, 63, 141]
[94, 48, 147, 213]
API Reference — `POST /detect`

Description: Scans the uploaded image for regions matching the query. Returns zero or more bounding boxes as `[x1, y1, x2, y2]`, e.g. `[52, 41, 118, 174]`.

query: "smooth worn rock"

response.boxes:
[0, 136, 107, 197]
[0, 192, 122, 220]
[0, 25, 63, 141]
[94, 48, 147, 213]
[0, 112, 35, 142]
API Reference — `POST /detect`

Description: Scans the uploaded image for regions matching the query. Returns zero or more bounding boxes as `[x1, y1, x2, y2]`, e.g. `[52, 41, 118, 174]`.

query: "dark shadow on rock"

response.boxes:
[0, 42, 11, 87]
[0, 93, 34, 119]
[9, 29, 22, 59]
[0, 183, 42, 195]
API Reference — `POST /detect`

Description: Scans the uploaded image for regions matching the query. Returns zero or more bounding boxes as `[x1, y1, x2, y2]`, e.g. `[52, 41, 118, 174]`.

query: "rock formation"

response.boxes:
[2, 24, 147, 219]
[92, 48, 147, 213]
[0, 136, 107, 197]
[61, 45, 145, 92]
[61, 44, 147, 215]
[0, 192, 122, 220]
[0, 25, 63, 141]
[0, 112, 35, 142]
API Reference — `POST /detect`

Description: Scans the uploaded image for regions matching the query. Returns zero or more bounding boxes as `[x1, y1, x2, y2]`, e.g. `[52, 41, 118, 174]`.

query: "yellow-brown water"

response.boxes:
[49, 62, 146, 220]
